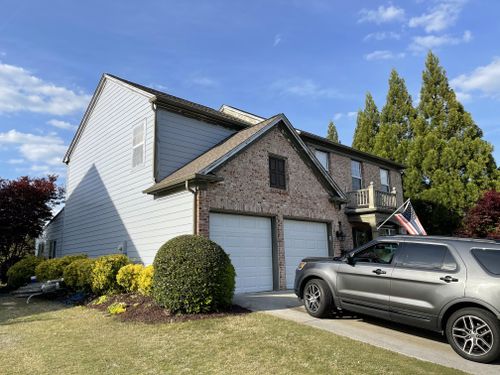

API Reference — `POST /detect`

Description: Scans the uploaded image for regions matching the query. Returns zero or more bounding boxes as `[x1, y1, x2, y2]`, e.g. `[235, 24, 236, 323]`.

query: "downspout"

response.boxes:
[185, 180, 198, 235]
[150, 96, 159, 182]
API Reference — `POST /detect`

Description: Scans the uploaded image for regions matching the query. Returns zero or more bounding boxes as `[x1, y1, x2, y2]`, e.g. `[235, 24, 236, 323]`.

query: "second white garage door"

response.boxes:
[284, 220, 329, 289]
[209, 213, 273, 293]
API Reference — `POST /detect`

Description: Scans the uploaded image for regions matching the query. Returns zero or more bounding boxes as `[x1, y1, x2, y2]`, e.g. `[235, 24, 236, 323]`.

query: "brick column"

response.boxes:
[196, 188, 209, 237]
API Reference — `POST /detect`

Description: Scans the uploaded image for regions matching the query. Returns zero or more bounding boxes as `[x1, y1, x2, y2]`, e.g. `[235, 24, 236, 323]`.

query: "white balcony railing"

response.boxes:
[346, 182, 398, 212]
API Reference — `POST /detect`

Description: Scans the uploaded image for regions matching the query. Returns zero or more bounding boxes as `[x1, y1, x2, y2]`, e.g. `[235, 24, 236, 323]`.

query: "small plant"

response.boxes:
[108, 302, 127, 315]
[63, 258, 96, 291]
[91, 254, 130, 295]
[6, 256, 44, 289]
[35, 254, 87, 281]
[138, 265, 154, 296]
[93, 295, 109, 305]
[116, 264, 144, 293]
[152, 235, 235, 314]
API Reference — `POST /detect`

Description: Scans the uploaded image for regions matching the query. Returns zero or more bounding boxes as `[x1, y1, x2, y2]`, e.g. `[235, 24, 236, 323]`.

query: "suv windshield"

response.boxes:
[471, 248, 500, 275]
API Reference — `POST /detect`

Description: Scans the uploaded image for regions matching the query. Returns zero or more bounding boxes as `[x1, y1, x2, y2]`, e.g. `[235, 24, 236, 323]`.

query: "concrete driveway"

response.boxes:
[234, 291, 500, 375]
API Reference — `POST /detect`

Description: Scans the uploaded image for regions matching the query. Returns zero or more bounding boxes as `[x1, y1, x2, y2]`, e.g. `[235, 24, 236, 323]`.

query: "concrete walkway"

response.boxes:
[234, 291, 500, 375]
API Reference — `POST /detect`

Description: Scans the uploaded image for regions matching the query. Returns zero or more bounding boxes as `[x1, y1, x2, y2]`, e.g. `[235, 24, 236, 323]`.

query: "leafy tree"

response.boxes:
[458, 190, 500, 239]
[373, 69, 416, 164]
[0, 175, 63, 281]
[326, 120, 340, 143]
[352, 92, 379, 152]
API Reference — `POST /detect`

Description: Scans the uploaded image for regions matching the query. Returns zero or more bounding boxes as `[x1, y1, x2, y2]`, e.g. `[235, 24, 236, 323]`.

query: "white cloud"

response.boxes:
[0, 129, 67, 166]
[333, 112, 357, 121]
[451, 57, 500, 99]
[7, 158, 24, 164]
[409, 30, 472, 52]
[0, 63, 90, 115]
[47, 119, 77, 131]
[409, 0, 467, 33]
[188, 76, 218, 87]
[273, 34, 282, 47]
[358, 4, 405, 24]
[364, 50, 406, 61]
[271, 78, 344, 99]
[363, 31, 401, 42]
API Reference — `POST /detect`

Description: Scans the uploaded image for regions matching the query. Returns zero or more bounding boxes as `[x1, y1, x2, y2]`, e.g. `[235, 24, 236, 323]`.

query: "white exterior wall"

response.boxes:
[62, 78, 194, 265]
[37, 209, 65, 258]
[156, 110, 235, 180]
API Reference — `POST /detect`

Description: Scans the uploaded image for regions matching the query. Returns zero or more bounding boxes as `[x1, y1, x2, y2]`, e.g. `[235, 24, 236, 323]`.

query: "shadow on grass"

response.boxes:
[0, 294, 68, 325]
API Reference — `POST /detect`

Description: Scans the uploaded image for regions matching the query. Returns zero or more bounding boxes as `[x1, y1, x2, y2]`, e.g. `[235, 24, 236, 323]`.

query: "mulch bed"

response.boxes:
[86, 293, 250, 324]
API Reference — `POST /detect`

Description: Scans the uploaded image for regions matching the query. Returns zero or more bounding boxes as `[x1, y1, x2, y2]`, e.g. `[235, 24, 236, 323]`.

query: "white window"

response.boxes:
[132, 121, 145, 168]
[380, 168, 390, 192]
[351, 160, 362, 190]
[315, 149, 329, 171]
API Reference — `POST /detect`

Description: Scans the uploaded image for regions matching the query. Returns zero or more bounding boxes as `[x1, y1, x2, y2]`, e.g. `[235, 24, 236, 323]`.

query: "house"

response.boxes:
[37, 74, 405, 293]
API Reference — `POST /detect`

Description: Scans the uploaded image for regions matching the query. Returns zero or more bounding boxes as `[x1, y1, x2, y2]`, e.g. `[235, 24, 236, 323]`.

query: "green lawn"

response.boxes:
[0, 296, 463, 375]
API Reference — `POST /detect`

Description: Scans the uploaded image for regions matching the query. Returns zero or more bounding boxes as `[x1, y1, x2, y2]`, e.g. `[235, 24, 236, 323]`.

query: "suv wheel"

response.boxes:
[446, 307, 500, 363]
[303, 279, 333, 318]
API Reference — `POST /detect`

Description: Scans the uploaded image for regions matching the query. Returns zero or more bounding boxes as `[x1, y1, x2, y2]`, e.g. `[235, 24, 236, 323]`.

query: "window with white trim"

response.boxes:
[315, 149, 329, 171]
[380, 168, 390, 193]
[351, 160, 362, 190]
[132, 121, 145, 168]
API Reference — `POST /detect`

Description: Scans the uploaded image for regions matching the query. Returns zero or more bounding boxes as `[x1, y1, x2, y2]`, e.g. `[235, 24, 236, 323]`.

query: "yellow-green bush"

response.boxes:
[63, 258, 96, 291]
[116, 264, 144, 293]
[91, 254, 130, 295]
[107, 302, 127, 315]
[138, 265, 154, 296]
[35, 254, 87, 281]
[7, 256, 44, 288]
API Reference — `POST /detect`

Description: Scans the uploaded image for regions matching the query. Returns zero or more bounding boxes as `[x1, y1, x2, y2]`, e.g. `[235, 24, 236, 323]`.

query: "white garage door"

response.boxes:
[284, 220, 329, 289]
[209, 213, 273, 293]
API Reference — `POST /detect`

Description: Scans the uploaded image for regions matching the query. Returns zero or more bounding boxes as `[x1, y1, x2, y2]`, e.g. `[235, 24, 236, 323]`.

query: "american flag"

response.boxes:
[394, 200, 427, 235]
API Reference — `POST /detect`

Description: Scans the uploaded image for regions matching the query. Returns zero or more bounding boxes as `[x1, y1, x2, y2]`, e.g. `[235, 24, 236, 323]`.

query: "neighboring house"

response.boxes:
[39, 74, 404, 293]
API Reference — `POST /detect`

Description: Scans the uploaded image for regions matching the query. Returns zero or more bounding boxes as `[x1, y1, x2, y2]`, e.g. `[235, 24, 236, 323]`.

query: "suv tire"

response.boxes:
[445, 307, 500, 363]
[303, 279, 333, 318]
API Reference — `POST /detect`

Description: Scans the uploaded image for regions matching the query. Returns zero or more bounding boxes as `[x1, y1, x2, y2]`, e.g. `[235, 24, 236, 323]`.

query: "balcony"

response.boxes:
[345, 182, 398, 214]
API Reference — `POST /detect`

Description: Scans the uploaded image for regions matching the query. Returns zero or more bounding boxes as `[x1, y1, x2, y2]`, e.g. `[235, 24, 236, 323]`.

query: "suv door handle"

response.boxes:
[372, 269, 387, 275]
[440, 275, 459, 283]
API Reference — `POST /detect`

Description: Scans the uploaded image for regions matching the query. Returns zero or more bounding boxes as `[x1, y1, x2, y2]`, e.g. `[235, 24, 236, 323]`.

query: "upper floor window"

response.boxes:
[314, 149, 329, 171]
[380, 168, 390, 192]
[132, 120, 145, 168]
[351, 160, 362, 190]
[269, 156, 286, 189]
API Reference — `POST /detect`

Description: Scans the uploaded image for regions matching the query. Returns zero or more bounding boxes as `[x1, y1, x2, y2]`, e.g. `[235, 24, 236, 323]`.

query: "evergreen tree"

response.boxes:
[372, 69, 417, 164]
[352, 92, 379, 152]
[326, 120, 339, 143]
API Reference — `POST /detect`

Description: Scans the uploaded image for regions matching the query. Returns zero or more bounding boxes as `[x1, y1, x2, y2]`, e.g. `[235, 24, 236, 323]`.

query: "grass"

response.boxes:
[0, 296, 464, 375]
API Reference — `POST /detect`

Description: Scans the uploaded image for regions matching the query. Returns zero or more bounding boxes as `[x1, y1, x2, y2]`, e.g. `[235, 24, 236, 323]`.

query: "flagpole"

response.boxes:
[376, 198, 410, 231]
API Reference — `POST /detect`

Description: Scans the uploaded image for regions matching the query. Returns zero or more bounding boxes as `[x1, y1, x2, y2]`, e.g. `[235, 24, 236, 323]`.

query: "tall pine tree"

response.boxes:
[352, 92, 379, 152]
[326, 120, 340, 143]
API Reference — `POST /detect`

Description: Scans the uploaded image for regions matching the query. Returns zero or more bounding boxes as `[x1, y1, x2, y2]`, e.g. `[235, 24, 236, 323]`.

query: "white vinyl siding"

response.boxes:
[315, 149, 329, 171]
[209, 213, 273, 293]
[40, 209, 65, 258]
[351, 160, 362, 190]
[132, 121, 145, 167]
[62, 79, 194, 264]
[284, 220, 329, 289]
[380, 168, 390, 192]
[156, 110, 235, 180]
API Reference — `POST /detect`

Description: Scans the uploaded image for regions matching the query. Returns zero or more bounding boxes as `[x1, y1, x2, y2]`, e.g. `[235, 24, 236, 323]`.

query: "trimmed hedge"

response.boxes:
[91, 254, 130, 295]
[138, 265, 154, 296]
[6, 256, 44, 288]
[35, 255, 87, 281]
[116, 264, 144, 293]
[63, 258, 96, 291]
[152, 235, 235, 314]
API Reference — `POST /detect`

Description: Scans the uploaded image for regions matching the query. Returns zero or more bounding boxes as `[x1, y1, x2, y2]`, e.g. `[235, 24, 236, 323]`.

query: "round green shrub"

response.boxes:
[63, 258, 96, 291]
[152, 235, 235, 314]
[138, 265, 154, 296]
[6, 256, 44, 288]
[91, 254, 130, 295]
[116, 264, 144, 293]
[35, 254, 87, 281]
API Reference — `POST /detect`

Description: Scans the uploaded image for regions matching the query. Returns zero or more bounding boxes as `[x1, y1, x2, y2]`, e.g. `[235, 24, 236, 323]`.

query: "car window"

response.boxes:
[353, 243, 398, 264]
[396, 243, 457, 271]
[471, 248, 500, 275]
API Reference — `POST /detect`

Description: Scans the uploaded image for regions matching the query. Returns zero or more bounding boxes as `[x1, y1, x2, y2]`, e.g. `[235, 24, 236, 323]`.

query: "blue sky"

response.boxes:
[1, 0, 499, 187]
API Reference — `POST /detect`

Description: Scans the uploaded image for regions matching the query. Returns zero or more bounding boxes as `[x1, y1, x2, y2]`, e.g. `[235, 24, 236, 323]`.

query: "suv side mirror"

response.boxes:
[346, 254, 356, 266]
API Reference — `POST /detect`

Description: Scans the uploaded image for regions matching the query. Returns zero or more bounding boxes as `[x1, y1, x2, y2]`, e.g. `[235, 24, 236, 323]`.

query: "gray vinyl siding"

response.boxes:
[156, 109, 235, 180]
[62, 78, 194, 265]
[39, 209, 65, 258]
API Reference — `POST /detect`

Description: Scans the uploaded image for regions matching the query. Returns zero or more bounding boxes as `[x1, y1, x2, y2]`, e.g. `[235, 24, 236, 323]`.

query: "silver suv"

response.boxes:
[294, 235, 500, 363]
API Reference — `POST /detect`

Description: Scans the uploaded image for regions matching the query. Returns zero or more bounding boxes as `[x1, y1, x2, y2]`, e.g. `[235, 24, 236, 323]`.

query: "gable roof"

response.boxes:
[144, 114, 347, 202]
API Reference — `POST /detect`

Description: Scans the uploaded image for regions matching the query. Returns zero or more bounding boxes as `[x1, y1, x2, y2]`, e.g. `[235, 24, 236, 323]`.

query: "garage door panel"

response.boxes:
[210, 213, 273, 293]
[285, 220, 329, 289]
